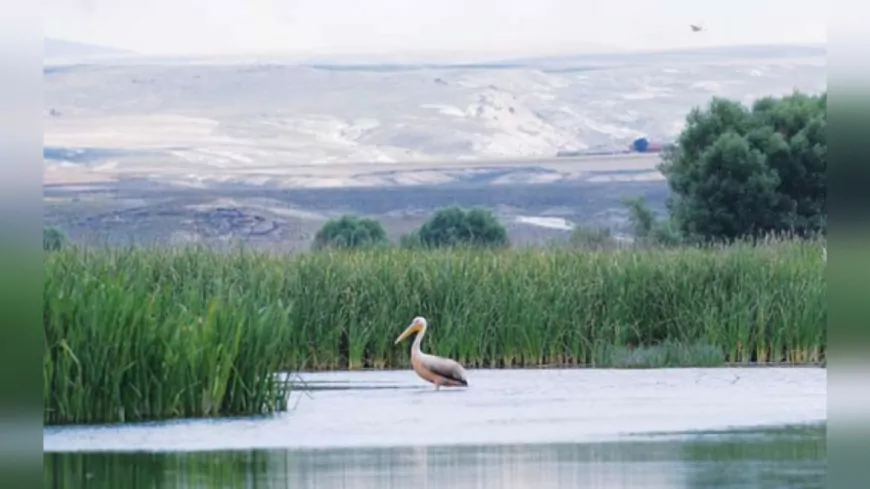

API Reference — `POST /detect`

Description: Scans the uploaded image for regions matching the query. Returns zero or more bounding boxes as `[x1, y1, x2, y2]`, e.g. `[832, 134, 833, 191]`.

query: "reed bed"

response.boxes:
[44, 238, 825, 424]
[44, 248, 296, 425]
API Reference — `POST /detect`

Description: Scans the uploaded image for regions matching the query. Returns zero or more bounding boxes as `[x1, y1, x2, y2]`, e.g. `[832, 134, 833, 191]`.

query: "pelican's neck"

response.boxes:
[411, 324, 427, 355]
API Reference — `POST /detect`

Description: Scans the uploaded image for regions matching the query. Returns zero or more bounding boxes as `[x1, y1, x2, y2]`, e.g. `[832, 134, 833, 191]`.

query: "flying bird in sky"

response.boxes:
[690, 24, 703, 32]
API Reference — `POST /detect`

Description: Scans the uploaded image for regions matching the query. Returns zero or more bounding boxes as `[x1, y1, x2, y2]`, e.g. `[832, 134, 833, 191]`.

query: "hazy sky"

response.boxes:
[44, 0, 826, 58]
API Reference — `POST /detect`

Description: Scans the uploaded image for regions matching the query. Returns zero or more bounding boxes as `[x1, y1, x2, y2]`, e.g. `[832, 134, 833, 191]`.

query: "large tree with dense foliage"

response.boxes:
[312, 215, 389, 250]
[658, 91, 826, 241]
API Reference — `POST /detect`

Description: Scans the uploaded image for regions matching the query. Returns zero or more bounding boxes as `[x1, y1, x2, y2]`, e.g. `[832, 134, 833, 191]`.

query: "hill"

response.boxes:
[44, 38, 136, 60]
[42, 44, 826, 251]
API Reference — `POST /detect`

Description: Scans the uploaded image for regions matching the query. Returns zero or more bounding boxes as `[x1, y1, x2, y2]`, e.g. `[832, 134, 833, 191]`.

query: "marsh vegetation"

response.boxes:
[44, 237, 825, 425]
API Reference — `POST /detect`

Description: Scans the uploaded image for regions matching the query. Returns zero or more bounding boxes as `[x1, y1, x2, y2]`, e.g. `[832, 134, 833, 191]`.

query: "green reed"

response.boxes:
[44, 247, 295, 425]
[44, 238, 825, 424]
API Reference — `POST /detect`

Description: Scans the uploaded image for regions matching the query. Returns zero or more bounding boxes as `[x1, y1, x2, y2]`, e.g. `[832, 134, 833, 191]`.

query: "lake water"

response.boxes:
[44, 368, 826, 488]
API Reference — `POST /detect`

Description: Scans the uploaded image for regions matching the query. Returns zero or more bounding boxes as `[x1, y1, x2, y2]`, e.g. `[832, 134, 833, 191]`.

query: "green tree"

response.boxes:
[622, 196, 656, 240]
[312, 215, 389, 251]
[417, 206, 509, 249]
[659, 91, 826, 242]
[621, 196, 683, 247]
[44, 227, 66, 251]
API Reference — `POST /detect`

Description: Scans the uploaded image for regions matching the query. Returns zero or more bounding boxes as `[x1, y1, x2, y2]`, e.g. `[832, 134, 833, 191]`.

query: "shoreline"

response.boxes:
[290, 362, 827, 375]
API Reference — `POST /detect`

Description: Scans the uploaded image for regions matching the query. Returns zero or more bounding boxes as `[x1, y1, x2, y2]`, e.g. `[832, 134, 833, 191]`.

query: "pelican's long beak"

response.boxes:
[394, 321, 420, 344]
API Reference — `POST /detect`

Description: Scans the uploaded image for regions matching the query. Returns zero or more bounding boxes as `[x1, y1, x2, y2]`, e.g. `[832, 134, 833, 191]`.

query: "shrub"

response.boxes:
[417, 206, 508, 249]
[44, 227, 66, 251]
[312, 215, 389, 251]
[622, 196, 684, 248]
[568, 226, 619, 251]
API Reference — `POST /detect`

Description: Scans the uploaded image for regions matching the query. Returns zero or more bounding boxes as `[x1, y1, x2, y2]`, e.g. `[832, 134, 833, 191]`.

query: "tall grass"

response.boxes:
[44, 238, 825, 424]
[44, 247, 295, 425]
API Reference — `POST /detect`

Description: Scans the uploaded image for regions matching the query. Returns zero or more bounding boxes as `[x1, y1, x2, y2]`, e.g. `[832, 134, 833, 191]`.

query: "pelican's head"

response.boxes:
[395, 316, 427, 344]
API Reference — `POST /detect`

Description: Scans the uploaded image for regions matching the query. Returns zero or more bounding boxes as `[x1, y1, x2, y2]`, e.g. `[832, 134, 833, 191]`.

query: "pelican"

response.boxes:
[394, 316, 468, 390]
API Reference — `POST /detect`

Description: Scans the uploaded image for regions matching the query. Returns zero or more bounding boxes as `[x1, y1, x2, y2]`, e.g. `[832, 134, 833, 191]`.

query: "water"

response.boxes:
[44, 368, 826, 488]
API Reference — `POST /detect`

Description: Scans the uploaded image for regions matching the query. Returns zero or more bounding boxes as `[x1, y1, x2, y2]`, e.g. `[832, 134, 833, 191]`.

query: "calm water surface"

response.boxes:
[44, 368, 826, 488]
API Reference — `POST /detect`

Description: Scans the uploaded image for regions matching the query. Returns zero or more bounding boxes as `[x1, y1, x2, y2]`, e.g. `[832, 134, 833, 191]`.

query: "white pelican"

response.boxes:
[394, 316, 468, 390]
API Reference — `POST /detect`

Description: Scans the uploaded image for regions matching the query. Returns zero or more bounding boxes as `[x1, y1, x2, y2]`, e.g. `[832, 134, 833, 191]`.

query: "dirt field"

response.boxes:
[43, 156, 670, 252]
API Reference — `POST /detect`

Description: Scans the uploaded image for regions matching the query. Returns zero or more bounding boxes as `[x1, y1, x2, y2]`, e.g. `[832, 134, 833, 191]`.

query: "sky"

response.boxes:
[43, 0, 826, 59]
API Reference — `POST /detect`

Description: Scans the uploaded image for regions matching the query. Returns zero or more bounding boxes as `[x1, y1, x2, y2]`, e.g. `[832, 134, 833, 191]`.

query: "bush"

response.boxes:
[417, 206, 509, 249]
[622, 197, 684, 248]
[398, 230, 424, 250]
[568, 226, 619, 251]
[44, 227, 66, 251]
[312, 215, 389, 251]
[659, 91, 826, 242]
